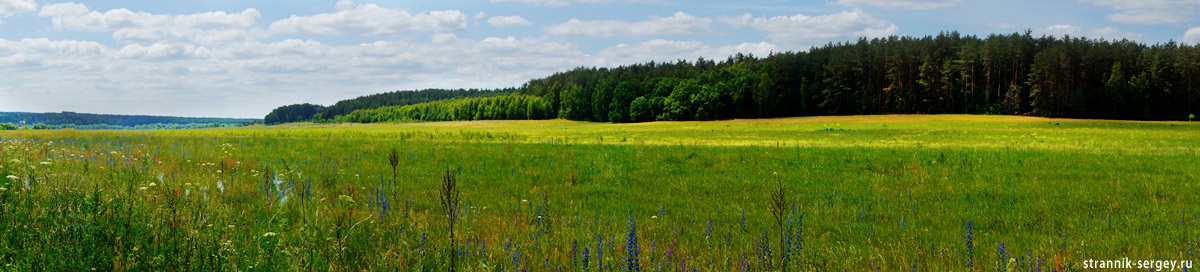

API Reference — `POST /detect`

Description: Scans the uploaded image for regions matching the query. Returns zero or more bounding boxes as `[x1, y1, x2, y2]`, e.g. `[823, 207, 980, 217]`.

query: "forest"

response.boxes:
[264, 88, 515, 124]
[267, 31, 1200, 124]
[334, 95, 553, 123]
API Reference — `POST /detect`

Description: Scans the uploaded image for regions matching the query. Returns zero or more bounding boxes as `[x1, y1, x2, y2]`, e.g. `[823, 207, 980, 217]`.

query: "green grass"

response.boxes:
[0, 114, 1197, 271]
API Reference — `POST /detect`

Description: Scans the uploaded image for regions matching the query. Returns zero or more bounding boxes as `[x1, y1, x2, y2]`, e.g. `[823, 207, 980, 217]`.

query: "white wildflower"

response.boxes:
[217, 180, 225, 193]
[263, 232, 276, 237]
[148, 182, 157, 187]
[39, 161, 50, 165]
[9, 159, 19, 163]
[139, 187, 148, 190]
[5, 175, 16, 180]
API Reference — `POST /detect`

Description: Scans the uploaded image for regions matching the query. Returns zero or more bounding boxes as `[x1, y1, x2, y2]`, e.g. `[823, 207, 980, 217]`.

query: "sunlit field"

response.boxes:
[1, 115, 1197, 271]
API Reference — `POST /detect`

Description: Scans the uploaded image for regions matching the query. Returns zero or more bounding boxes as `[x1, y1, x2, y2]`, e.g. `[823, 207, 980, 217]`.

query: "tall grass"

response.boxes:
[0, 115, 1196, 270]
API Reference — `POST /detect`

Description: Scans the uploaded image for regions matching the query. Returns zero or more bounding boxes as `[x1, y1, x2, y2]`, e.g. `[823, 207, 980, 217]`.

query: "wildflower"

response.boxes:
[583, 246, 590, 270]
[263, 232, 276, 237]
[0, 187, 6, 192]
[966, 221, 974, 268]
[139, 187, 148, 190]
[8, 159, 19, 163]
[148, 182, 157, 187]
[216, 170, 223, 174]
[4, 175, 16, 180]
[627, 214, 641, 271]
[996, 242, 1007, 271]
[217, 180, 225, 193]
[39, 161, 50, 165]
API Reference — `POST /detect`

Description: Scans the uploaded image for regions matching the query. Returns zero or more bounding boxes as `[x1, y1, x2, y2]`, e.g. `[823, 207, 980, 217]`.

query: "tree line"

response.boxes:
[335, 95, 552, 123]
[525, 31, 1198, 122]
[269, 31, 1199, 124]
[0, 112, 259, 127]
[264, 88, 515, 124]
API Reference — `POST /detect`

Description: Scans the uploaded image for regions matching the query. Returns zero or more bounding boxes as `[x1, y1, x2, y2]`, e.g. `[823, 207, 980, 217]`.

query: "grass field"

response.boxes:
[0, 114, 1197, 271]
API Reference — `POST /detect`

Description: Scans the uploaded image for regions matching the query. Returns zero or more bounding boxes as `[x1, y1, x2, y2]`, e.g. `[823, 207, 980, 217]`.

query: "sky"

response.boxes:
[1, 0, 1198, 118]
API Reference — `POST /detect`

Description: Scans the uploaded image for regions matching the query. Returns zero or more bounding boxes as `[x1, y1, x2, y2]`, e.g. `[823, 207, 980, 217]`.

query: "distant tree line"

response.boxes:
[264, 88, 515, 124]
[0, 122, 233, 130]
[268, 31, 1199, 124]
[336, 95, 552, 123]
[263, 104, 325, 125]
[0, 112, 259, 127]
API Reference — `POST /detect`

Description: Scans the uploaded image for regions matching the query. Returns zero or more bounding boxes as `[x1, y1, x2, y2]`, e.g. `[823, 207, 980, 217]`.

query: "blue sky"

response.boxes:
[1, 0, 1197, 118]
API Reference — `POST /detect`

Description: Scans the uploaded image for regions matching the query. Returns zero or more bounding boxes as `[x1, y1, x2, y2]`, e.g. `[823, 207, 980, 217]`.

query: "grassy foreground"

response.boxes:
[0, 115, 1197, 271]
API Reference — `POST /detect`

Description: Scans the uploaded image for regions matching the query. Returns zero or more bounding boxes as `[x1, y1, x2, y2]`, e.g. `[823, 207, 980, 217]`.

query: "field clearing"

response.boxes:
[180, 114, 1200, 154]
[0, 115, 1197, 271]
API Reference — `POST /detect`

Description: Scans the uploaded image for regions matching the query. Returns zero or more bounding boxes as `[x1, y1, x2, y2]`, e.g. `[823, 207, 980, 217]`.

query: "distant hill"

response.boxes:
[0, 111, 261, 127]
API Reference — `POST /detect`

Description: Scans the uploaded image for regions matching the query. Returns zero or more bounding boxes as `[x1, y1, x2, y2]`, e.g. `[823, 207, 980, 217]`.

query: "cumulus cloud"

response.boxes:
[725, 10, 898, 50]
[488, 15, 531, 27]
[37, 2, 265, 44]
[597, 39, 776, 64]
[1033, 24, 1143, 41]
[1182, 27, 1200, 44]
[546, 11, 711, 37]
[269, 0, 467, 37]
[0, 0, 36, 23]
[490, 0, 607, 7]
[835, 0, 961, 10]
[0, 35, 605, 117]
[1080, 0, 1200, 25]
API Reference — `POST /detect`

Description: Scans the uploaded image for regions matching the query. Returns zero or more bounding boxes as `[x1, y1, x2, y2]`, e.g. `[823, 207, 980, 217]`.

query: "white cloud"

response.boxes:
[37, 2, 265, 44]
[269, 1, 467, 37]
[0, 0, 36, 23]
[717, 14, 753, 27]
[0, 35, 604, 117]
[490, 0, 607, 7]
[836, 0, 961, 10]
[728, 10, 898, 50]
[1034, 24, 1143, 41]
[1182, 27, 1200, 44]
[597, 39, 776, 64]
[488, 15, 531, 27]
[1080, 0, 1200, 25]
[546, 11, 711, 37]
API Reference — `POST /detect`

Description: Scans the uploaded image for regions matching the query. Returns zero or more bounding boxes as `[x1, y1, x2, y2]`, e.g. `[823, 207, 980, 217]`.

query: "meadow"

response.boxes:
[0, 114, 1197, 271]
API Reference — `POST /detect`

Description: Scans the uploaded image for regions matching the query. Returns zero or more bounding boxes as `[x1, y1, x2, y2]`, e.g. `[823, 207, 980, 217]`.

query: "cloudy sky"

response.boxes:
[1, 0, 1198, 118]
